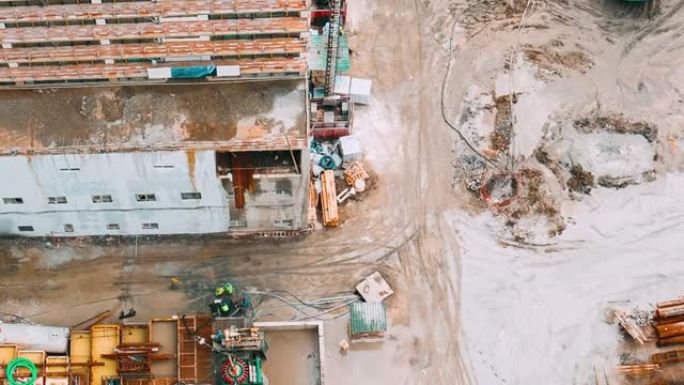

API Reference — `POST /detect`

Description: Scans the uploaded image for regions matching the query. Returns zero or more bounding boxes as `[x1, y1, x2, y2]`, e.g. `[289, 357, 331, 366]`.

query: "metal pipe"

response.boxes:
[657, 335, 684, 347]
[654, 314, 684, 326]
[657, 297, 684, 309]
[655, 321, 684, 339]
[656, 304, 684, 319]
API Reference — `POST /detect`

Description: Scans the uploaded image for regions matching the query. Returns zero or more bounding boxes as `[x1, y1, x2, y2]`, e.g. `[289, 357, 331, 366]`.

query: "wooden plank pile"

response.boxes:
[321, 170, 339, 227]
[653, 297, 684, 347]
[615, 309, 648, 344]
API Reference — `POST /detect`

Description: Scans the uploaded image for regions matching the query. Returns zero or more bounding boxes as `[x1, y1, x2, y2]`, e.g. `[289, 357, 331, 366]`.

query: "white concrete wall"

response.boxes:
[0, 150, 231, 236]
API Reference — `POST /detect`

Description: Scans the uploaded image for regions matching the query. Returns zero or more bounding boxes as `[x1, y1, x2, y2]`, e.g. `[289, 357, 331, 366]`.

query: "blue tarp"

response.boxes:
[170, 65, 216, 79]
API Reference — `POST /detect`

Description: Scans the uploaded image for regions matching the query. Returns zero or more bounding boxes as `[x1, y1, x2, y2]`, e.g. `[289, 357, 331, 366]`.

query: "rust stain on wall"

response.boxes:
[186, 149, 197, 190]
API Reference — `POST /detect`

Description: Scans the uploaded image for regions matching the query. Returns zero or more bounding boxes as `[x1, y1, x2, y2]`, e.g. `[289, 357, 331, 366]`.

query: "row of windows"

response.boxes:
[2, 192, 202, 205]
[18, 222, 160, 233]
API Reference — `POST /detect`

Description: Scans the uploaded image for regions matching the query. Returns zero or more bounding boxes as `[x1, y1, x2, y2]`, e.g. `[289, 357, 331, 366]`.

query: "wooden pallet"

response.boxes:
[321, 170, 339, 227]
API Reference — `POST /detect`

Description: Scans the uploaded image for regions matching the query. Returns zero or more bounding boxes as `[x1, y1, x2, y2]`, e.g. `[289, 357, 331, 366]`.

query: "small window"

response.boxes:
[92, 195, 113, 203]
[136, 194, 156, 202]
[18, 226, 34, 232]
[64, 224, 74, 233]
[273, 219, 294, 227]
[181, 192, 202, 200]
[48, 196, 67, 204]
[141, 223, 159, 230]
[3, 197, 23, 204]
[107, 223, 120, 230]
[59, 167, 80, 172]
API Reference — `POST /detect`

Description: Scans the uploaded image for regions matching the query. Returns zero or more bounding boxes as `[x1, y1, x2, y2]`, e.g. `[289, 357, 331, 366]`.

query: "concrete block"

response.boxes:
[216, 65, 241, 77]
[147, 67, 171, 79]
[339, 135, 363, 162]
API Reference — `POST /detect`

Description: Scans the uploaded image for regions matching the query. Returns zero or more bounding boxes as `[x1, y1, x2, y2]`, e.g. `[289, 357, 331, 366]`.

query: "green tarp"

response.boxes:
[170, 65, 216, 78]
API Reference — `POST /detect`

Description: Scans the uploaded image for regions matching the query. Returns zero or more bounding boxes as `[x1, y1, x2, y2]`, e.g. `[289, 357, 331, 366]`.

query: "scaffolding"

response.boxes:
[0, 0, 309, 86]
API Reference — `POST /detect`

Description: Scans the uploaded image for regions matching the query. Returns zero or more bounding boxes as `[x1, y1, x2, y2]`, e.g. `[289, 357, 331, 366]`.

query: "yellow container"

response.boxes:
[121, 324, 147, 345]
[17, 350, 46, 385]
[0, 344, 17, 365]
[90, 325, 120, 385]
[69, 331, 91, 368]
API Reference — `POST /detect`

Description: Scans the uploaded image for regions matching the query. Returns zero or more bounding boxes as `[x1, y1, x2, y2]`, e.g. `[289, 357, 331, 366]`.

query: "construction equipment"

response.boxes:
[324, 0, 343, 96]
[212, 327, 267, 385]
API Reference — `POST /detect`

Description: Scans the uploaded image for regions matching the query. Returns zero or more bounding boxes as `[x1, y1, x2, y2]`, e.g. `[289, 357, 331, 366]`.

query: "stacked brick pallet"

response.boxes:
[0, 0, 309, 85]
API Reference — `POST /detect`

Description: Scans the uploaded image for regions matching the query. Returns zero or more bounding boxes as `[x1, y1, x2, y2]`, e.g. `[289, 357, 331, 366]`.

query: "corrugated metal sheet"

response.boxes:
[308, 27, 350, 73]
[349, 302, 387, 337]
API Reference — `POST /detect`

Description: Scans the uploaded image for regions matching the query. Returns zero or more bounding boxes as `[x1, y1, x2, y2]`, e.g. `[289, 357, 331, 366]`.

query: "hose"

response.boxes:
[6, 358, 37, 385]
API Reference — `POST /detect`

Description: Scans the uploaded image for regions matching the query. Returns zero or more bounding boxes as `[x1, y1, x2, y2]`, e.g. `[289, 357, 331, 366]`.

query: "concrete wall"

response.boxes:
[224, 147, 311, 231]
[0, 149, 309, 237]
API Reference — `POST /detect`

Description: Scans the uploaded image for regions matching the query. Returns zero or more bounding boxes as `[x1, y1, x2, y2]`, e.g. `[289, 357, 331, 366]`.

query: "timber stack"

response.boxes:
[654, 297, 684, 347]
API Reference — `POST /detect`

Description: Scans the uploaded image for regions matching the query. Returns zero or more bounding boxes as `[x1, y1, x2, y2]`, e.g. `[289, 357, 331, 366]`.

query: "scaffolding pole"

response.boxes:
[324, 0, 342, 96]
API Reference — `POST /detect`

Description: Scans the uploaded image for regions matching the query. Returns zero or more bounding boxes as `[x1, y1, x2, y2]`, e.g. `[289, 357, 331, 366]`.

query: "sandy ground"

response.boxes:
[0, 1, 469, 385]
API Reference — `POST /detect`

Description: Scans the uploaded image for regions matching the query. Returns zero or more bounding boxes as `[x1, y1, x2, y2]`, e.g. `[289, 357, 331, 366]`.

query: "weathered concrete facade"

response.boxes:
[0, 149, 309, 237]
[0, 80, 310, 237]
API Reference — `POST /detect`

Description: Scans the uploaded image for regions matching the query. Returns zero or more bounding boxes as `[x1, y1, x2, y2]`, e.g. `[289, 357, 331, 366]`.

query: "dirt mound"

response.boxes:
[458, 0, 537, 28]
[566, 164, 594, 194]
[573, 114, 657, 142]
[491, 95, 514, 153]
[523, 41, 594, 75]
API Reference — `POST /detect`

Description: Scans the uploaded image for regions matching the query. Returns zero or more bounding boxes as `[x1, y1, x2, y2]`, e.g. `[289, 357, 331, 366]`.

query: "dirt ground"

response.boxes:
[0, 1, 468, 384]
[3, 0, 684, 384]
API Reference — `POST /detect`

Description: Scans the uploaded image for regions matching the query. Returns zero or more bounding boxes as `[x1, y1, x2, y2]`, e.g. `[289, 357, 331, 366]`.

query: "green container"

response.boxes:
[349, 301, 387, 340]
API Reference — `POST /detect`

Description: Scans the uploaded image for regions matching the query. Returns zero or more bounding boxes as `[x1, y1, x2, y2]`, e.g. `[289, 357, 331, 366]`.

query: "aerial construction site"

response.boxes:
[0, 0, 683, 384]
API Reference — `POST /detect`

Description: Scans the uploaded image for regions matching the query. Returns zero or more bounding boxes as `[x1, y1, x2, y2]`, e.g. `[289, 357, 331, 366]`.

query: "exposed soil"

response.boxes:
[491, 95, 514, 153]
[567, 164, 595, 194]
[574, 114, 658, 143]
[523, 42, 594, 76]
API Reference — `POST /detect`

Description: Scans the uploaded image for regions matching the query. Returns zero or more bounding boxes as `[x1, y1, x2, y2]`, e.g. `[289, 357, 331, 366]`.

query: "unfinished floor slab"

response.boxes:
[254, 322, 324, 385]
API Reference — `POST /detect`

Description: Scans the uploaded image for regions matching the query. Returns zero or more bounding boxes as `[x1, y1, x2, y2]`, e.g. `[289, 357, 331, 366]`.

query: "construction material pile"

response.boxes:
[309, 134, 373, 229]
[653, 298, 684, 347]
[608, 297, 684, 384]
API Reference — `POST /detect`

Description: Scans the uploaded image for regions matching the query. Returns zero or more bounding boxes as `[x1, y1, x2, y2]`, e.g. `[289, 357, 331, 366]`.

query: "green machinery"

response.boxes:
[212, 326, 268, 385]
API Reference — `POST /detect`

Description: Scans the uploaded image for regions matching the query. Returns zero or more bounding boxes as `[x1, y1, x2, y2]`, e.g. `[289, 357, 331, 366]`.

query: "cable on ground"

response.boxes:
[441, 17, 504, 172]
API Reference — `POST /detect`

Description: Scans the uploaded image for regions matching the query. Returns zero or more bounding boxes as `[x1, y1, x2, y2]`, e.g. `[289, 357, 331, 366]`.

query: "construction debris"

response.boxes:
[614, 309, 649, 344]
[651, 348, 684, 366]
[344, 161, 370, 192]
[615, 364, 660, 376]
[355, 272, 394, 303]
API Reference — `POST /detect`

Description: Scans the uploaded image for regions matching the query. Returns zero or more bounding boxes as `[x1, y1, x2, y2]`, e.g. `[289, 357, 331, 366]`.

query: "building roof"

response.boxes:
[0, 78, 307, 155]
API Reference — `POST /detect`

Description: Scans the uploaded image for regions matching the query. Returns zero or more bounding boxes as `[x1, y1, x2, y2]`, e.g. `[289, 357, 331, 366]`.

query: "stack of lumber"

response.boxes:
[654, 297, 684, 347]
